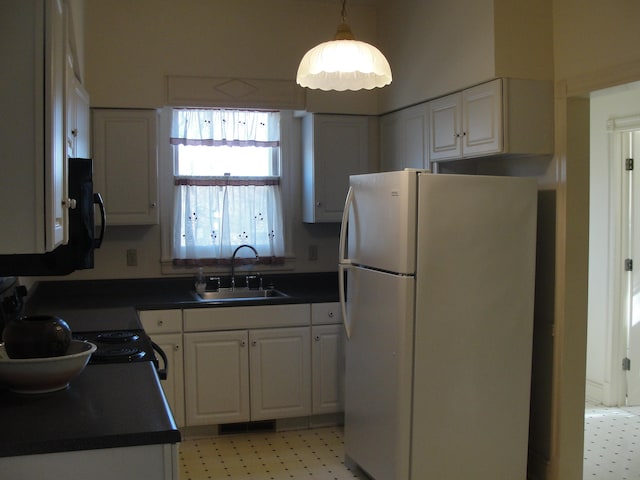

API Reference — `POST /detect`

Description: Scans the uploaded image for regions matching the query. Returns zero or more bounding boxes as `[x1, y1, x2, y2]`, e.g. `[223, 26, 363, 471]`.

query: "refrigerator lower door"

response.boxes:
[344, 266, 414, 480]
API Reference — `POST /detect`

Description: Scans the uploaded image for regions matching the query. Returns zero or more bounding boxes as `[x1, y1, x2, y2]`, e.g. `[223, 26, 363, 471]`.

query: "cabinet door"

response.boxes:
[462, 79, 502, 157]
[403, 103, 429, 170]
[312, 324, 344, 415]
[429, 92, 462, 162]
[66, 62, 90, 159]
[249, 327, 311, 420]
[381, 104, 429, 172]
[149, 332, 185, 428]
[184, 331, 250, 425]
[92, 109, 159, 225]
[47, 0, 67, 249]
[302, 114, 369, 223]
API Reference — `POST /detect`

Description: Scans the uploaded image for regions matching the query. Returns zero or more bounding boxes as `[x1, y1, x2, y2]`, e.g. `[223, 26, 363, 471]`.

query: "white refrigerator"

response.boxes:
[338, 170, 537, 480]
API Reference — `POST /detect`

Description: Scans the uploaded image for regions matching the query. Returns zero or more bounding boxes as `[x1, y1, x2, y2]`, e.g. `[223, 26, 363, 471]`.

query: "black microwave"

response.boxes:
[0, 158, 105, 275]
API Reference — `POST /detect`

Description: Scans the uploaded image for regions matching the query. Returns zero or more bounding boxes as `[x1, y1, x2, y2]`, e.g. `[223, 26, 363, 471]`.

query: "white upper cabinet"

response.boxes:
[0, 0, 68, 254]
[65, 54, 90, 159]
[380, 103, 429, 172]
[429, 78, 553, 162]
[92, 109, 159, 225]
[302, 114, 370, 223]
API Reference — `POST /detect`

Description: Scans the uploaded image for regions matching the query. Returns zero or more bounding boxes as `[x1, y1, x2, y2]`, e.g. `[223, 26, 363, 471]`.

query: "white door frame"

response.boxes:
[606, 114, 640, 406]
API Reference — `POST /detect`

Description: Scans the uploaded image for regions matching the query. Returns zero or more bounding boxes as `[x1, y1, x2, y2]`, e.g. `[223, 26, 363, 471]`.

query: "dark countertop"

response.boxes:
[0, 362, 180, 457]
[0, 272, 338, 459]
[24, 272, 339, 316]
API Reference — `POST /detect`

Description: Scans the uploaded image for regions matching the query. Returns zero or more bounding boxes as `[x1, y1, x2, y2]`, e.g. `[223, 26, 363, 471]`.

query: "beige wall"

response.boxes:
[376, 0, 554, 113]
[550, 1, 640, 479]
[84, 0, 380, 113]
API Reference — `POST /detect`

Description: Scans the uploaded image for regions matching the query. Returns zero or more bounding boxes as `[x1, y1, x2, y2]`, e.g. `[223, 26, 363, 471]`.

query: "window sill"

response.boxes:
[159, 256, 298, 277]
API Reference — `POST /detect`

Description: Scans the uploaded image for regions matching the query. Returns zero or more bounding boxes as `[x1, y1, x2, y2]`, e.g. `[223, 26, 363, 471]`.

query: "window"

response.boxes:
[170, 109, 285, 266]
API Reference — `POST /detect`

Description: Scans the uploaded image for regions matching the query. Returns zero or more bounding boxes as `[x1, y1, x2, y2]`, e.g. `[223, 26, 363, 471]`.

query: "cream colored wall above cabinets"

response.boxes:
[84, 0, 379, 113]
[376, 0, 553, 113]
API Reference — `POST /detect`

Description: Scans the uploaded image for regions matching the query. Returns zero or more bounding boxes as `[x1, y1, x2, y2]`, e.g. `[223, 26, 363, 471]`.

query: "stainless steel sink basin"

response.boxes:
[194, 288, 288, 301]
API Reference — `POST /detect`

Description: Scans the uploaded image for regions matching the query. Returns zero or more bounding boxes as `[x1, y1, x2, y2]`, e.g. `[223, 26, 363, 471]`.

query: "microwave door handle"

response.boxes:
[93, 193, 106, 248]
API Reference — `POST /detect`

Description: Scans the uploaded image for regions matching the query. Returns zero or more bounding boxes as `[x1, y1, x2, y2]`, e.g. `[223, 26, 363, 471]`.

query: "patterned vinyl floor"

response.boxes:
[583, 404, 640, 480]
[179, 426, 365, 480]
[179, 407, 640, 480]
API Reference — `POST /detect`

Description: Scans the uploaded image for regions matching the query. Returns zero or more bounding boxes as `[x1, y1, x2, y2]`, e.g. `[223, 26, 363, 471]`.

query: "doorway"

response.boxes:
[586, 82, 640, 408]
[625, 129, 640, 406]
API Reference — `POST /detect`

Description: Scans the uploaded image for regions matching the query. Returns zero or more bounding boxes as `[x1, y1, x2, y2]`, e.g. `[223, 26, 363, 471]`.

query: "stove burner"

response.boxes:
[96, 331, 140, 343]
[72, 329, 157, 367]
[93, 347, 147, 362]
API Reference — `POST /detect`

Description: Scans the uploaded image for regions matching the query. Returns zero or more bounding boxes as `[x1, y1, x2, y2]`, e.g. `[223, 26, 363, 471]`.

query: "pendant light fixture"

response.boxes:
[296, 0, 392, 91]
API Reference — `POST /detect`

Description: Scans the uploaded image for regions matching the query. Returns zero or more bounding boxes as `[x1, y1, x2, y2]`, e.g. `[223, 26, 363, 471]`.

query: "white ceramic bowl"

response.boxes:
[0, 340, 96, 394]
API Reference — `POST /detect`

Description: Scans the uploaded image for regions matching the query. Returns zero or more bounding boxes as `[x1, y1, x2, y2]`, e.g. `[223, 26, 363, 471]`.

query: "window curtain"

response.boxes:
[170, 109, 285, 266]
[170, 109, 280, 147]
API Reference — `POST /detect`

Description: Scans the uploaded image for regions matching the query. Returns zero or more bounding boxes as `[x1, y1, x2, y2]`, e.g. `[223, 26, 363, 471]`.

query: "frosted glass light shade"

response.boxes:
[296, 39, 392, 91]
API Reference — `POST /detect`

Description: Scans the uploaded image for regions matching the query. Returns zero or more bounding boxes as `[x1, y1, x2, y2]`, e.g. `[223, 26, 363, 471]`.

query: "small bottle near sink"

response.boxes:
[194, 268, 207, 294]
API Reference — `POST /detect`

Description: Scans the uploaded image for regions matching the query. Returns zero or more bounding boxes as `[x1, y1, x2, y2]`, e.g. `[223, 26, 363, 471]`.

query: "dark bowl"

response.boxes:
[2, 315, 72, 359]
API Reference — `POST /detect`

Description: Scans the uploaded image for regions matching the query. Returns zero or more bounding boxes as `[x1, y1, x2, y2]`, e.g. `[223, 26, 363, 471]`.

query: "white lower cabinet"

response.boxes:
[312, 324, 344, 415]
[172, 302, 343, 428]
[311, 303, 345, 415]
[139, 310, 185, 428]
[184, 330, 250, 425]
[184, 327, 311, 425]
[249, 327, 311, 420]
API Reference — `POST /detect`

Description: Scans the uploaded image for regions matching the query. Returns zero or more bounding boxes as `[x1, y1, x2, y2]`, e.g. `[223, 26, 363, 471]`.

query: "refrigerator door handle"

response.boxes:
[339, 186, 354, 266]
[339, 263, 351, 340]
[339, 186, 354, 340]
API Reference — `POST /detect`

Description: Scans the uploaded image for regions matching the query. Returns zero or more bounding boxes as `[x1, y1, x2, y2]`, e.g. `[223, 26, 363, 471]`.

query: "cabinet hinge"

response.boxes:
[623, 357, 631, 371]
[625, 259, 633, 271]
[626, 158, 634, 170]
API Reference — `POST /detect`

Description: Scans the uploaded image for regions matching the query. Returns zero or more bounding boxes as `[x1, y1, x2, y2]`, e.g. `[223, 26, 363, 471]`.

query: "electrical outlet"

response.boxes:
[308, 245, 318, 261]
[126, 249, 138, 267]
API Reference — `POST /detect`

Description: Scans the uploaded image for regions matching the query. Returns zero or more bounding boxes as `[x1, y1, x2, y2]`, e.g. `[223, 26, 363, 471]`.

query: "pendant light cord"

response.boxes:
[341, 0, 347, 23]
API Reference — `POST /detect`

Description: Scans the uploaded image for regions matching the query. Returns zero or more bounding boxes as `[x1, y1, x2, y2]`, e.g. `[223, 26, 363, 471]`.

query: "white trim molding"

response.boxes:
[166, 75, 306, 110]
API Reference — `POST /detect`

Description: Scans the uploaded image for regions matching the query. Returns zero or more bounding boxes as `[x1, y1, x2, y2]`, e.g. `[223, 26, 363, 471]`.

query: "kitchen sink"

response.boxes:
[194, 287, 288, 302]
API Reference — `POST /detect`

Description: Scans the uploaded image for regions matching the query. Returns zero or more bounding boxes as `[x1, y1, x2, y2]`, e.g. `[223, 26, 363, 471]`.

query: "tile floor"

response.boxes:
[583, 403, 640, 479]
[179, 426, 366, 480]
[179, 407, 640, 480]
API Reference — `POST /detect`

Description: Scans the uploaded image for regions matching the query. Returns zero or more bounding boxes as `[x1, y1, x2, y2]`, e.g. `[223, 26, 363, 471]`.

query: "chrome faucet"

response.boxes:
[230, 244, 259, 290]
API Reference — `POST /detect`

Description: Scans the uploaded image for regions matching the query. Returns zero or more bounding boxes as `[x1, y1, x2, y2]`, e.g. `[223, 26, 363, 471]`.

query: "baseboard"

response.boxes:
[585, 378, 604, 404]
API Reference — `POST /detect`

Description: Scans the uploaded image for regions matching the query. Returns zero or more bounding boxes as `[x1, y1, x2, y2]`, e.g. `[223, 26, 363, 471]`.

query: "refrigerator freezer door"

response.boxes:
[347, 171, 418, 275]
[344, 266, 414, 480]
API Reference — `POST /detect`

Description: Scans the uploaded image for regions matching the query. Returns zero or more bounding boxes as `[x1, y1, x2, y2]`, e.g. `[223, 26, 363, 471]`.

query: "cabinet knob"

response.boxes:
[251, 340, 257, 347]
[71, 128, 78, 137]
[315, 202, 322, 207]
[157, 320, 163, 326]
[150, 202, 157, 208]
[314, 335, 321, 342]
[241, 340, 247, 347]
[328, 311, 334, 318]
[174, 344, 180, 351]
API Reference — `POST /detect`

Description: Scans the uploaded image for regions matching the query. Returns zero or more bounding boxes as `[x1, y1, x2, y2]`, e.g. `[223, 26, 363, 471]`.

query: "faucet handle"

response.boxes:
[207, 276, 221, 291]
[246, 274, 261, 290]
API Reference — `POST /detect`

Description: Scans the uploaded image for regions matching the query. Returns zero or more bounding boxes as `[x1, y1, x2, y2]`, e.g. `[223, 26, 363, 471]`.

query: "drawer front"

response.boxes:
[183, 304, 310, 332]
[139, 309, 183, 334]
[311, 302, 342, 325]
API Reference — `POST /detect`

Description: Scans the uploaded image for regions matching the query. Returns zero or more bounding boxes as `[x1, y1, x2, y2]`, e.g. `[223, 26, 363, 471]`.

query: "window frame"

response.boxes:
[158, 108, 297, 275]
